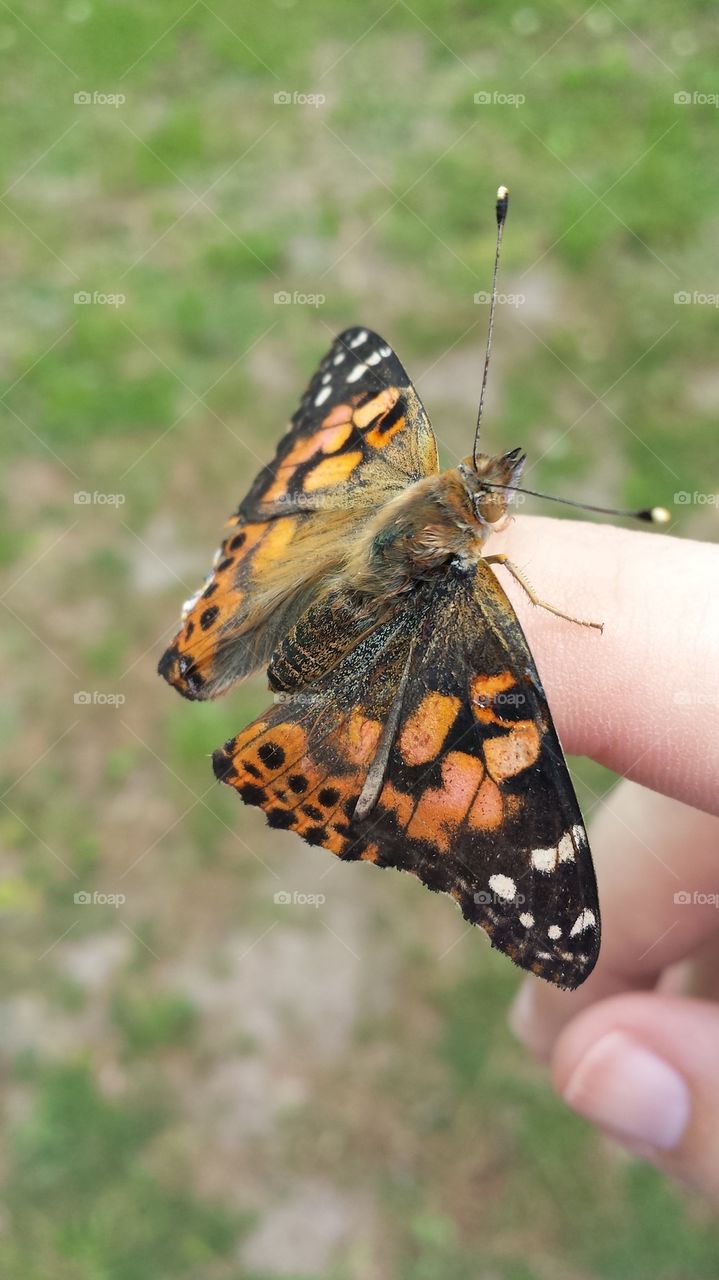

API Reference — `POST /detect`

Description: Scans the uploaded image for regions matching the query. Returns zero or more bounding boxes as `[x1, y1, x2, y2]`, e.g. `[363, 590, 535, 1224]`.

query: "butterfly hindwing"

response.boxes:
[363, 561, 600, 989]
[158, 328, 438, 700]
[214, 561, 599, 990]
[212, 611, 415, 854]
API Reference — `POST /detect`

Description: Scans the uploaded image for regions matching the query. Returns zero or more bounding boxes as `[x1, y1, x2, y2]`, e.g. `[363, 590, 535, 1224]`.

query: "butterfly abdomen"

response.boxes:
[268, 589, 382, 692]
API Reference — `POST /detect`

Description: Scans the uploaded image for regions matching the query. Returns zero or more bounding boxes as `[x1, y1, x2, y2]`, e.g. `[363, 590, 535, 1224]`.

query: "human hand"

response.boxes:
[485, 514, 719, 1203]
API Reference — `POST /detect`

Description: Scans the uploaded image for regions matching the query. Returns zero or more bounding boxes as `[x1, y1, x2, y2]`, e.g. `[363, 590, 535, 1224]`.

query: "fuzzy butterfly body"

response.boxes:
[159, 325, 601, 989]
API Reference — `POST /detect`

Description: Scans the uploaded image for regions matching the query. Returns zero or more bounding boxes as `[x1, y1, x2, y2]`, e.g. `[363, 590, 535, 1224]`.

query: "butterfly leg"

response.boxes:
[484, 554, 604, 633]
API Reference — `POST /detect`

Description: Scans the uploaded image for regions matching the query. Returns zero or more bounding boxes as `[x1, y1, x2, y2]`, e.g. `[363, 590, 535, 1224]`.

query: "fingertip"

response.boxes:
[548, 993, 719, 1202]
[489, 516, 719, 812]
[556, 1026, 691, 1153]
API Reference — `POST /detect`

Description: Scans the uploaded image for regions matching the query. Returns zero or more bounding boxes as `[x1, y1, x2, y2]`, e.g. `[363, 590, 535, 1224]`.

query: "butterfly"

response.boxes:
[159, 188, 659, 989]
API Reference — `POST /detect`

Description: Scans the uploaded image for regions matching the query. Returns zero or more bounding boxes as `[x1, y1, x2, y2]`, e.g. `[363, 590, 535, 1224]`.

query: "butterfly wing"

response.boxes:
[365, 561, 601, 989]
[159, 327, 438, 700]
[213, 609, 416, 852]
[214, 559, 599, 990]
[241, 326, 440, 512]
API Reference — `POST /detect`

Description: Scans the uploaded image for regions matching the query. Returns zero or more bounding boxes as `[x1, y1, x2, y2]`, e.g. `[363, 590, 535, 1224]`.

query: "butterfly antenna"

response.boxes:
[483, 481, 672, 525]
[473, 185, 509, 469]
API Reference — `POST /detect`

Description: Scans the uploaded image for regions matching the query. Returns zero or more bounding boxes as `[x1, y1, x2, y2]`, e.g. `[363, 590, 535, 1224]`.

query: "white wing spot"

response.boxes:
[519, 912, 534, 929]
[333, 352, 345, 365]
[489, 874, 516, 901]
[558, 832, 575, 863]
[321, 372, 332, 385]
[349, 330, 368, 348]
[531, 847, 557, 873]
[548, 924, 562, 940]
[366, 349, 382, 366]
[571, 823, 587, 848]
[570, 909, 596, 937]
[346, 363, 367, 383]
[181, 589, 201, 620]
[379, 345, 391, 357]
[314, 385, 332, 406]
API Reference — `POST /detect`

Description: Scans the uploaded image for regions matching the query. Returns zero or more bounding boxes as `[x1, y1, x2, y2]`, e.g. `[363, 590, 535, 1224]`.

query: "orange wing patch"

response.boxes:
[365, 416, 406, 450]
[344, 709, 383, 765]
[214, 709, 382, 857]
[468, 775, 504, 831]
[353, 387, 399, 429]
[262, 416, 357, 502]
[483, 721, 541, 782]
[404, 750, 484, 853]
[159, 517, 298, 698]
[302, 451, 364, 493]
[250, 516, 298, 572]
[371, 664, 544, 853]
[398, 692, 461, 765]
[471, 672, 515, 699]
[379, 782, 415, 830]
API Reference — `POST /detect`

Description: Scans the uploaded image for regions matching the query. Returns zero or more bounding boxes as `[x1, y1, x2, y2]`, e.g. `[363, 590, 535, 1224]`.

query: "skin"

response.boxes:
[480, 514, 719, 1204]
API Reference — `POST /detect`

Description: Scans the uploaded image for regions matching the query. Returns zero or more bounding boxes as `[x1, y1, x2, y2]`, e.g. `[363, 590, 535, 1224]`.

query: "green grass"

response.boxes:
[112, 990, 198, 1054]
[2, 1, 718, 1275]
[1, 1062, 240, 1280]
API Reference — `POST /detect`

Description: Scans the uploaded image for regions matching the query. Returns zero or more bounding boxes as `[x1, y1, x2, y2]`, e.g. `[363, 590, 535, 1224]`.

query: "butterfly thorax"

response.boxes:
[347, 451, 524, 604]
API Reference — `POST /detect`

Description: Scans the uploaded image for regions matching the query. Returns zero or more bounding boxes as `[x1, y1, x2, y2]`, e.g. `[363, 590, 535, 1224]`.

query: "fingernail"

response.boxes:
[508, 981, 554, 1062]
[562, 1030, 691, 1151]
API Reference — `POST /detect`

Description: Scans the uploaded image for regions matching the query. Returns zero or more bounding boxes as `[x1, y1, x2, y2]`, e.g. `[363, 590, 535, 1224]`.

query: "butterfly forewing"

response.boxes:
[158, 328, 439, 699]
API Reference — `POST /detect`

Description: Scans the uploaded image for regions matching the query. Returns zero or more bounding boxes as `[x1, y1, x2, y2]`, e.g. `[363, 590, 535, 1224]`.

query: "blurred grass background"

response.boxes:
[2, 1, 719, 1276]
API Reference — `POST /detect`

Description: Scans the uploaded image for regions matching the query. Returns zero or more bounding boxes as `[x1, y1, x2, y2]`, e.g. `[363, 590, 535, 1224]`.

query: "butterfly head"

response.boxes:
[459, 447, 526, 531]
